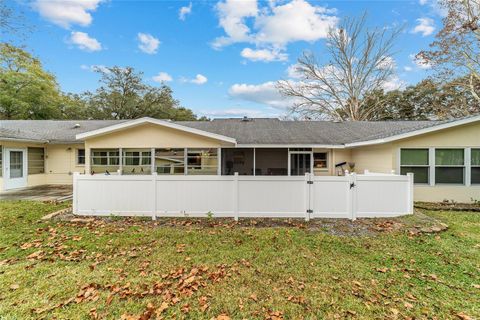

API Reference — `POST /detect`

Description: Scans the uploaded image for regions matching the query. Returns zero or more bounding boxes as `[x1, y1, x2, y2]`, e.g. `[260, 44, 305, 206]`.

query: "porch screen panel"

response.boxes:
[122, 149, 151, 175]
[255, 148, 288, 176]
[91, 149, 120, 174]
[27, 147, 45, 174]
[221, 148, 254, 175]
[155, 149, 185, 175]
[187, 148, 218, 175]
[400, 149, 429, 184]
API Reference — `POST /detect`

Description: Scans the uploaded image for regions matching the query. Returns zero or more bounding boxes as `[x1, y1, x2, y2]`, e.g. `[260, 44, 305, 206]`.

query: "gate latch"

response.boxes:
[350, 183, 356, 189]
[307, 181, 313, 184]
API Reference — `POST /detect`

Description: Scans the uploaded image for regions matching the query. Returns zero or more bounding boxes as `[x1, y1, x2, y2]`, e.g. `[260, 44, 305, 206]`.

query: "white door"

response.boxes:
[4, 148, 27, 190]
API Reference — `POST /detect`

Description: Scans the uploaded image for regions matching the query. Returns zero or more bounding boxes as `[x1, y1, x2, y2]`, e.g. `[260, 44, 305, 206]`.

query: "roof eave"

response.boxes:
[345, 115, 480, 147]
[0, 137, 49, 143]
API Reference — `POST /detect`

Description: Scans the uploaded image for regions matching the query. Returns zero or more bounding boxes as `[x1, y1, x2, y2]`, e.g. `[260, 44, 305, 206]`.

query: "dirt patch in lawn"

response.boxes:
[415, 201, 480, 212]
[50, 209, 447, 236]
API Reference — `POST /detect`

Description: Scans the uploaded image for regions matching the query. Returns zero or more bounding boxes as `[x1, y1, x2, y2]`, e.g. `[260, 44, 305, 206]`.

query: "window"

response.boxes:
[122, 149, 151, 175]
[435, 149, 464, 184]
[400, 149, 429, 184]
[187, 148, 218, 175]
[91, 149, 120, 173]
[77, 149, 85, 165]
[27, 147, 45, 175]
[155, 149, 185, 175]
[472, 149, 480, 184]
[313, 152, 328, 170]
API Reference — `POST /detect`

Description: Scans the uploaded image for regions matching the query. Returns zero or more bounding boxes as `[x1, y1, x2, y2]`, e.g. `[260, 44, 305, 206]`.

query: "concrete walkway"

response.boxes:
[0, 185, 73, 202]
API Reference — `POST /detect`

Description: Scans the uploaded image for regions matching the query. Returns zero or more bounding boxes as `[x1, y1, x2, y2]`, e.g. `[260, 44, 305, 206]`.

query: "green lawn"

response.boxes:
[0, 201, 478, 319]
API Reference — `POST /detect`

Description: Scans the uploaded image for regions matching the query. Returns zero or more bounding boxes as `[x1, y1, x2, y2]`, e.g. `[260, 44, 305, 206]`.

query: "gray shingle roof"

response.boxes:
[0, 117, 465, 145]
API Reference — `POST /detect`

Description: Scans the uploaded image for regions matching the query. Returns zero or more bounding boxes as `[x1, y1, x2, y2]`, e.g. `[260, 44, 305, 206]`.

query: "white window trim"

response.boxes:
[399, 147, 476, 186]
[76, 148, 86, 166]
[397, 148, 430, 185]
[434, 148, 466, 186]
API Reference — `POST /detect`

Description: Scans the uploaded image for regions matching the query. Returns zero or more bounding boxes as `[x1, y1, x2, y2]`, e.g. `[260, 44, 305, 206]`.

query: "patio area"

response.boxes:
[0, 185, 73, 202]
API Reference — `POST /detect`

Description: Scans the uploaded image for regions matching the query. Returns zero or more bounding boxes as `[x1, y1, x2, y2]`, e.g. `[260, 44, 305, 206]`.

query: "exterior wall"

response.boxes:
[45, 144, 86, 184]
[349, 121, 480, 203]
[0, 140, 84, 191]
[330, 149, 352, 175]
[83, 123, 234, 173]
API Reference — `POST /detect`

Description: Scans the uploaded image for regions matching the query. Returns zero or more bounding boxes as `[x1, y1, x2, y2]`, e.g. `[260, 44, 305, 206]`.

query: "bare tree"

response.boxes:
[277, 14, 402, 121]
[418, 0, 480, 101]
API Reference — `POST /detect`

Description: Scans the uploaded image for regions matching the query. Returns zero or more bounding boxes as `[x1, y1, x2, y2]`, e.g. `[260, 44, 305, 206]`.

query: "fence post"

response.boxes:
[152, 172, 157, 220]
[407, 172, 414, 214]
[304, 172, 311, 221]
[73, 172, 79, 215]
[233, 172, 239, 221]
[350, 172, 357, 221]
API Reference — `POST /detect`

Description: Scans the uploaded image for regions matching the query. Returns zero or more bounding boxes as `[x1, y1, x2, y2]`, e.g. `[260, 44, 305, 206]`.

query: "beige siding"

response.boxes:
[45, 144, 86, 184]
[84, 123, 234, 172]
[85, 123, 234, 149]
[0, 140, 84, 191]
[330, 149, 352, 175]
[351, 145, 394, 174]
[349, 121, 480, 203]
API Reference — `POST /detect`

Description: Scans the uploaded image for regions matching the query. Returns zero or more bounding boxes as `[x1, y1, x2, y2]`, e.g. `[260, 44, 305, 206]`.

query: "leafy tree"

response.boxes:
[418, 0, 480, 100]
[366, 78, 480, 120]
[0, 43, 62, 119]
[277, 14, 402, 121]
[83, 66, 197, 120]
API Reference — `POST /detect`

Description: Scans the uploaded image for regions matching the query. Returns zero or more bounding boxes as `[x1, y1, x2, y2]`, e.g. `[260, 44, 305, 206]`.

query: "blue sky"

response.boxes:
[9, 0, 443, 118]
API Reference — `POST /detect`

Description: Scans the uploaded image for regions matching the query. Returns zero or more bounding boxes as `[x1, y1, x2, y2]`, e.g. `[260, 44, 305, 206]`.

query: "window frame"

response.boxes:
[434, 148, 465, 185]
[27, 147, 45, 175]
[399, 147, 478, 186]
[76, 149, 85, 166]
[399, 148, 430, 185]
[90, 149, 120, 173]
[471, 148, 480, 185]
[313, 152, 329, 171]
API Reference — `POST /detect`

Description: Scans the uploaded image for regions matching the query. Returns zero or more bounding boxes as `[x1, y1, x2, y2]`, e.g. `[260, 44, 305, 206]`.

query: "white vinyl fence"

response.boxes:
[73, 172, 414, 220]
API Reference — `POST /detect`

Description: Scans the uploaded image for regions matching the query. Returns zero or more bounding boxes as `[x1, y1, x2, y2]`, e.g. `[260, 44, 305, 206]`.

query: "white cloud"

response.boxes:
[137, 33, 160, 54]
[33, 0, 102, 28]
[213, 0, 258, 48]
[212, 0, 338, 61]
[253, 0, 339, 47]
[240, 47, 288, 62]
[228, 81, 295, 109]
[419, 0, 428, 4]
[404, 66, 413, 72]
[381, 76, 406, 92]
[179, 2, 192, 20]
[286, 64, 303, 79]
[376, 56, 396, 70]
[70, 31, 102, 52]
[182, 74, 208, 85]
[412, 17, 435, 36]
[152, 72, 173, 83]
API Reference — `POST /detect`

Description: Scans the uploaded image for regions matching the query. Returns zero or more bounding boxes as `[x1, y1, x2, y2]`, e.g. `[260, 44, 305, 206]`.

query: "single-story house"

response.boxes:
[1, 116, 479, 202]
